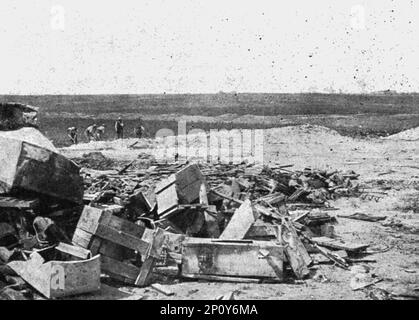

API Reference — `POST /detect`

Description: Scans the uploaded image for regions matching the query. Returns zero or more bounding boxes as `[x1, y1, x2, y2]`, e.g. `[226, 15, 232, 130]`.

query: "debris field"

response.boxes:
[0, 103, 418, 300]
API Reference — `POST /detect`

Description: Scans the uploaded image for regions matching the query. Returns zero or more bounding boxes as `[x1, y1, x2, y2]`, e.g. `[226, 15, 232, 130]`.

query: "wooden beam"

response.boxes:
[311, 236, 369, 252]
[281, 219, 311, 279]
[135, 256, 155, 286]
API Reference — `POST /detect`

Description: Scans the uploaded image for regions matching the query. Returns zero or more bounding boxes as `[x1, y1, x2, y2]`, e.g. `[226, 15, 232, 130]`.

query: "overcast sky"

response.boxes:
[0, 0, 417, 94]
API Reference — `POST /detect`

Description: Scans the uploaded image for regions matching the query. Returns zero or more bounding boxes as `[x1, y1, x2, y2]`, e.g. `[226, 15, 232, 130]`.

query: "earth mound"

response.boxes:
[385, 127, 419, 141]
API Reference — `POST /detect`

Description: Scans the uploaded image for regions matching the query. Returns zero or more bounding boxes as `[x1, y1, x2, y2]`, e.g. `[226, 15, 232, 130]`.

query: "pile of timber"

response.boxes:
[72, 162, 369, 285]
[80, 160, 362, 209]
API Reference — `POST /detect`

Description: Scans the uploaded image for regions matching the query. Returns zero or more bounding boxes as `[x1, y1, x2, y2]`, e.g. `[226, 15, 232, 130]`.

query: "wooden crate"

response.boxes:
[155, 164, 208, 217]
[181, 238, 284, 281]
[0, 136, 83, 203]
[72, 205, 166, 286]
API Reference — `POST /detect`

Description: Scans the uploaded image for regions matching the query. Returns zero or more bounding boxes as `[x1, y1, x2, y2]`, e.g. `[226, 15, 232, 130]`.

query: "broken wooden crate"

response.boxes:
[8, 243, 100, 299]
[155, 164, 208, 218]
[154, 164, 219, 236]
[181, 238, 284, 282]
[0, 135, 83, 204]
[72, 205, 166, 286]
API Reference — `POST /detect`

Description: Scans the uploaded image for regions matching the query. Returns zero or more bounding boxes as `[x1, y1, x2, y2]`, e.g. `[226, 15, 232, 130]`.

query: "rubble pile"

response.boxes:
[73, 152, 119, 170]
[0, 157, 371, 299]
[0, 103, 380, 300]
[81, 161, 361, 209]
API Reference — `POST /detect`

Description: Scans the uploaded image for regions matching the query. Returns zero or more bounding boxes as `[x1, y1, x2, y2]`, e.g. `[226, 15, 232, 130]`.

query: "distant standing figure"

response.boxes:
[134, 124, 145, 139]
[84, 124, 97, 142]
[115, 117, 124, 139]
[67, 127, 78, 144]
[95, 124, 106, 140]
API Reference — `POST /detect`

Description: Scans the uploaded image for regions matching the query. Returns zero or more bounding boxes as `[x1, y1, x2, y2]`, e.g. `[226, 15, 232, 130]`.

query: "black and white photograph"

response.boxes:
[0, 0, 418, 305]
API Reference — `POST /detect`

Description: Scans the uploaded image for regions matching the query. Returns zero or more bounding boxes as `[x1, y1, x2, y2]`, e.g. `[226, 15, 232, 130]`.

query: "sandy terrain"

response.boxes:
[60, 125, 419, 300]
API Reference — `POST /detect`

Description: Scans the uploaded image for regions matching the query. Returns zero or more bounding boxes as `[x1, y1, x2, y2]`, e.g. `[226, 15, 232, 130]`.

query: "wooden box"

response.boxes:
[72, 205, 166, 286]
[0, 136, 83, 203]
[155, 164, 208, 218]
[181, 238, 284, 281]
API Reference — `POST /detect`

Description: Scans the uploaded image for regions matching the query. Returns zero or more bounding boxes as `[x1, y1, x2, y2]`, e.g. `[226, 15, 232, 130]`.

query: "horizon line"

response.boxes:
[1, 91, 418, 96]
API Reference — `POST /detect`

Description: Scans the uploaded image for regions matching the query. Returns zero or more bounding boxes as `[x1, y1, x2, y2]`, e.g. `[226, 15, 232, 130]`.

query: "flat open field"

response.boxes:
[1, 93, 419, 147]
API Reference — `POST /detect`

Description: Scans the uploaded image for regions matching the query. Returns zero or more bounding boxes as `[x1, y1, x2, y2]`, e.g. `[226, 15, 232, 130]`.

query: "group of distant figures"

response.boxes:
[67, 117, 145, 144]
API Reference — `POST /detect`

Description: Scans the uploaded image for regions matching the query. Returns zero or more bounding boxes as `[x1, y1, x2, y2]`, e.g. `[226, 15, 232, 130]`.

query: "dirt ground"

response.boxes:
[60, 125, 419, 300]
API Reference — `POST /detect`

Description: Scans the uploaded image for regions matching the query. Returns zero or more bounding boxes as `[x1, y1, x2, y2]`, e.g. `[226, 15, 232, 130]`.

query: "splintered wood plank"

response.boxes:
[94, 221, 164, 260]
[135, 256, 156, 286]
[311, 236, 369, 252]
[156, 183, 178, 216]
[72, 228, 94, 249]
[140, 227, 166, 259]
[0, 137, 22, 193]
[155, 174, 177, 193]
[157, 219, 184, 234]
[101, 204, 124, 215]
[158, 206, 182, 220]
[254, 204, 282, 220]
[95, 223, 150, 255]
[230, 179, 242, 199]
[199, 182, 209, 205]
[200, 184, 221, 236]
[281, 219, 311, 279]
[106, 215, 146, 239]
[181, 274, 260, 283]
[245, 223, 281, 240]
[76, 206, 113, 234]
[0, 196, 39, 209]
[220, 199, 257, 239]
[208, 184, 234, 202]
[56, 242, 91, 260]
[155, 173, 179, 216]
[89, 237, 102, 256]
[204, 206, 221, 238]
[104, 272, 132, 285]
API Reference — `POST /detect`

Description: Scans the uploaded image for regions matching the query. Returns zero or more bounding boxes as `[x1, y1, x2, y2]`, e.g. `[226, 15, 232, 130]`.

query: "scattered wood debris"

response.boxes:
[0, 113, 390, 299]
[151, 283, 175, 296]
[337, 213, 387, 222]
